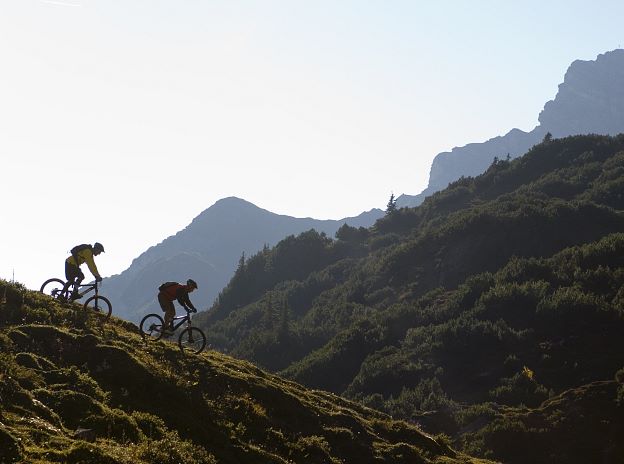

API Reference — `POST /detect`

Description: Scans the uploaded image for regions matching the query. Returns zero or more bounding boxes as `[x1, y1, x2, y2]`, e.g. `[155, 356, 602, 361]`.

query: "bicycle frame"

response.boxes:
[75, 282, 99, 299]
[65, 280, 100, 299]
[170, 310, 194, 331]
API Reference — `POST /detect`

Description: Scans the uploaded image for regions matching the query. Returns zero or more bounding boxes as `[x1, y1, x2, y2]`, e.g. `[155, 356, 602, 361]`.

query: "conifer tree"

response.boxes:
[386, 193, 397, 215]
[236, 252, 246, 274]
[262, 292, 276, 330]
[278, 296, 291, 343]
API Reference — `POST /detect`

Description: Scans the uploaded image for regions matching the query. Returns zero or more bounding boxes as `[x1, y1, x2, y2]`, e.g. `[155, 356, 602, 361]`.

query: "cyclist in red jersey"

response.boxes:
[157, 279, 198, 334]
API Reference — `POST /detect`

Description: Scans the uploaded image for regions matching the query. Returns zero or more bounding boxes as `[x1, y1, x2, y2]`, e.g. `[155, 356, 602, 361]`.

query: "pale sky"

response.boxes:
[2, 0, 623, 289]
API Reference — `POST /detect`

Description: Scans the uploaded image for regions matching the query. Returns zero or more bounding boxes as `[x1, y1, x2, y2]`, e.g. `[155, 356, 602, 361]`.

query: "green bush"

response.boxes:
[489, 367, 550, 407]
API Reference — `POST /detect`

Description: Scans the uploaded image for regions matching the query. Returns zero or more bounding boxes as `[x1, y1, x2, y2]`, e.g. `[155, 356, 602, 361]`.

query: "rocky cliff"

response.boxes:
[397, 49, 624, 208]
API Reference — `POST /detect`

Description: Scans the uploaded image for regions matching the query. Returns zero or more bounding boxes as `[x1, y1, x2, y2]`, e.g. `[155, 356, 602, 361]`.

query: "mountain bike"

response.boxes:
[40, 278, 112, 320]
[139, 308, 206, 354]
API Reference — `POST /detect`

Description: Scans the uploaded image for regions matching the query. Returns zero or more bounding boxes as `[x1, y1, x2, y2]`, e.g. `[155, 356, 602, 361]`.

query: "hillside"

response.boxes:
[398, 48, 624, 208]
[0, 280, 492, 464]
[194, 134, 624, 463]
[102, 197, 383, 323]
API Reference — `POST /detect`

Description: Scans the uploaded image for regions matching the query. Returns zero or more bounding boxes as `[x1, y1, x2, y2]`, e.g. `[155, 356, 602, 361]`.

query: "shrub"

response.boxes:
[489, 368, 550, 407]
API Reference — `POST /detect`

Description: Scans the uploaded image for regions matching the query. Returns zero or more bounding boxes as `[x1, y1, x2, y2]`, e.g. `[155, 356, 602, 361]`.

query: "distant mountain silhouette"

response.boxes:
[104, 197, 383, 322]
[397, 49, 624, 208]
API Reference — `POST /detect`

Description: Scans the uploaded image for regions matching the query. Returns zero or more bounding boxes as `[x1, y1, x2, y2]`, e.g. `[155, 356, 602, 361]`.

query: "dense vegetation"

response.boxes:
[195, 134, 624, 463]
[0, 280, 492, 464]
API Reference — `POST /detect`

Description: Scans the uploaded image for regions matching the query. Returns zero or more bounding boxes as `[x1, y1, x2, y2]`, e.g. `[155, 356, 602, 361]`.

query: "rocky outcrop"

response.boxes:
[539, 49, 624, 136]
[398, 49, 624, 208]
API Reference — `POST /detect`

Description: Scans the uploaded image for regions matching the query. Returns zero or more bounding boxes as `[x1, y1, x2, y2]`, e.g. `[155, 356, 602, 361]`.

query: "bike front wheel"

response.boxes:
[83, 295, 112, 320]
[40, 278, 70, 300]
[178, 327, 206, 354]
[140, 314, 165, 342]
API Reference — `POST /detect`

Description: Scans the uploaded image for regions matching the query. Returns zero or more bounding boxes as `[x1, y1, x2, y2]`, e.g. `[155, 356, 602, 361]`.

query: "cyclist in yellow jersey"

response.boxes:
[66, 242, 105, 298]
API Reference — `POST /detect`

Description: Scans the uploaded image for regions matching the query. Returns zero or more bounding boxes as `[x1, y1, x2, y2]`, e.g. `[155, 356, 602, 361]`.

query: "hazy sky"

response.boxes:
[2, 0, 623, 289]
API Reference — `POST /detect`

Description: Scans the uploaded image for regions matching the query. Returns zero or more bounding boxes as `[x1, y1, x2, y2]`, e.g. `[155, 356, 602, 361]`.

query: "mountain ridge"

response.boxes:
[104, 196, 383, 323]
[397, 48, 624, 208]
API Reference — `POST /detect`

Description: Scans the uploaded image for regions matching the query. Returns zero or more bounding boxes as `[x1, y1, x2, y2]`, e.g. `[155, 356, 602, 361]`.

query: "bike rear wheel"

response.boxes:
[140, 314, 165, 342]
[178, 327, 206, 354]
[40, 278, 70, 301]
[83, 295, 112, 320]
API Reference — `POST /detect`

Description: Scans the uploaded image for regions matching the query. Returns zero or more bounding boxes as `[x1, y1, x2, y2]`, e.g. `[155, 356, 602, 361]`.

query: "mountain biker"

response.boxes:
[158, 279, 198, 334]
[66, 242, 105, 299]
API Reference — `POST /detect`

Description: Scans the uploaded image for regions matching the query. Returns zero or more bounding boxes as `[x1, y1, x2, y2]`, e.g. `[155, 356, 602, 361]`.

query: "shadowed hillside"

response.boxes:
[0, 280, 491, 464]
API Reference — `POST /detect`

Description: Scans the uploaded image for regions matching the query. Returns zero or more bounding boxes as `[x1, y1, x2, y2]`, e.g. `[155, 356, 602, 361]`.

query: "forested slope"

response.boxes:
[195, 134, 624, 463]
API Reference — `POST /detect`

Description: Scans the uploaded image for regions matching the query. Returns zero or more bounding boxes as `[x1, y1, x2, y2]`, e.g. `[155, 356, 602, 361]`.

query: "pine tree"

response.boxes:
[236, 252, 246, 273]
[261, 292, 277, 330]
[277, 296, 291, 343]
[386, 193, 397, 215]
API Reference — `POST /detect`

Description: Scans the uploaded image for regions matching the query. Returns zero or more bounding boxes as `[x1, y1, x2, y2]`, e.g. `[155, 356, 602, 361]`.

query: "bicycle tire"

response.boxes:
[140, 313, 165, 342]
[40, 278, 70, 300]
[83, 295, 112, 320]
[178, 327, 206, 354]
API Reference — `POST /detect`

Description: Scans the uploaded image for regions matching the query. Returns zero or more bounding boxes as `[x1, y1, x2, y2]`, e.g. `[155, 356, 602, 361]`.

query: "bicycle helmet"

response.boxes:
[93, 242, 105, 253]
[187, 279, 198, 289]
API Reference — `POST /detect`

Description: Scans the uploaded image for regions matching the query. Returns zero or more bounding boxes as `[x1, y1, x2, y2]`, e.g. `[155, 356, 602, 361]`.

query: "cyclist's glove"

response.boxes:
[95, 276, 103, 282]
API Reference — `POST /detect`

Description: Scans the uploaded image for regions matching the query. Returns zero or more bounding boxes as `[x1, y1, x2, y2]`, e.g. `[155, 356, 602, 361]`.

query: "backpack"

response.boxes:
[71, 244, 92, 263]
[158, 282, 179, 292]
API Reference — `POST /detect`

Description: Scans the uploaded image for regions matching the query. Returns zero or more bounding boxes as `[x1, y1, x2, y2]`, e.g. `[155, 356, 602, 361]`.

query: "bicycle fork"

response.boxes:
[186, 320, 195, 342]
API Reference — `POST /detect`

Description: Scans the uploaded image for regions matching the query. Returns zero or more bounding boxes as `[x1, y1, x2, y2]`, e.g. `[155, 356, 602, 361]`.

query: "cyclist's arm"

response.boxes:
[83, 251, 101, 280]
[176, 289, 196, 311]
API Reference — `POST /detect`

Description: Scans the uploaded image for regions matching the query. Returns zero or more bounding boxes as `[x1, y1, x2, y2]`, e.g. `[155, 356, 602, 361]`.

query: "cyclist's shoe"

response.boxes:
[70, 291, 81, 301]
[160, 328, 174, 337]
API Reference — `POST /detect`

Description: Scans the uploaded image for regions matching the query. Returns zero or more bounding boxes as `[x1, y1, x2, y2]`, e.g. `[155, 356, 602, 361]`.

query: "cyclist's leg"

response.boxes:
[64, 262, 84, 298]
[158, 293, 175, 332]
[75, 268, 85, 287]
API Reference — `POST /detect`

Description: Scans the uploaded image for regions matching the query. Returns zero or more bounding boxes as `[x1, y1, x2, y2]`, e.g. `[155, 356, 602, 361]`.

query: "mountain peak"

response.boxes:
[202, 196, 261, 214]
[399, 49, 624, 208]
[538, 48, 624, 136]
[212, 196, 255, 207]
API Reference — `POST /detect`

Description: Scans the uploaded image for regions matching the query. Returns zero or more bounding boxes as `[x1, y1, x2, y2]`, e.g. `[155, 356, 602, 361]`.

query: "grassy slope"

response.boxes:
[0, 280, 493, 464]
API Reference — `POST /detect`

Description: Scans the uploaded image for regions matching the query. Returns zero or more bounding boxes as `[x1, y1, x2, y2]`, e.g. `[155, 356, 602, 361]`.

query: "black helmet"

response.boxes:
[187, 279, 198, 289]
[93, 242, 105, 253]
